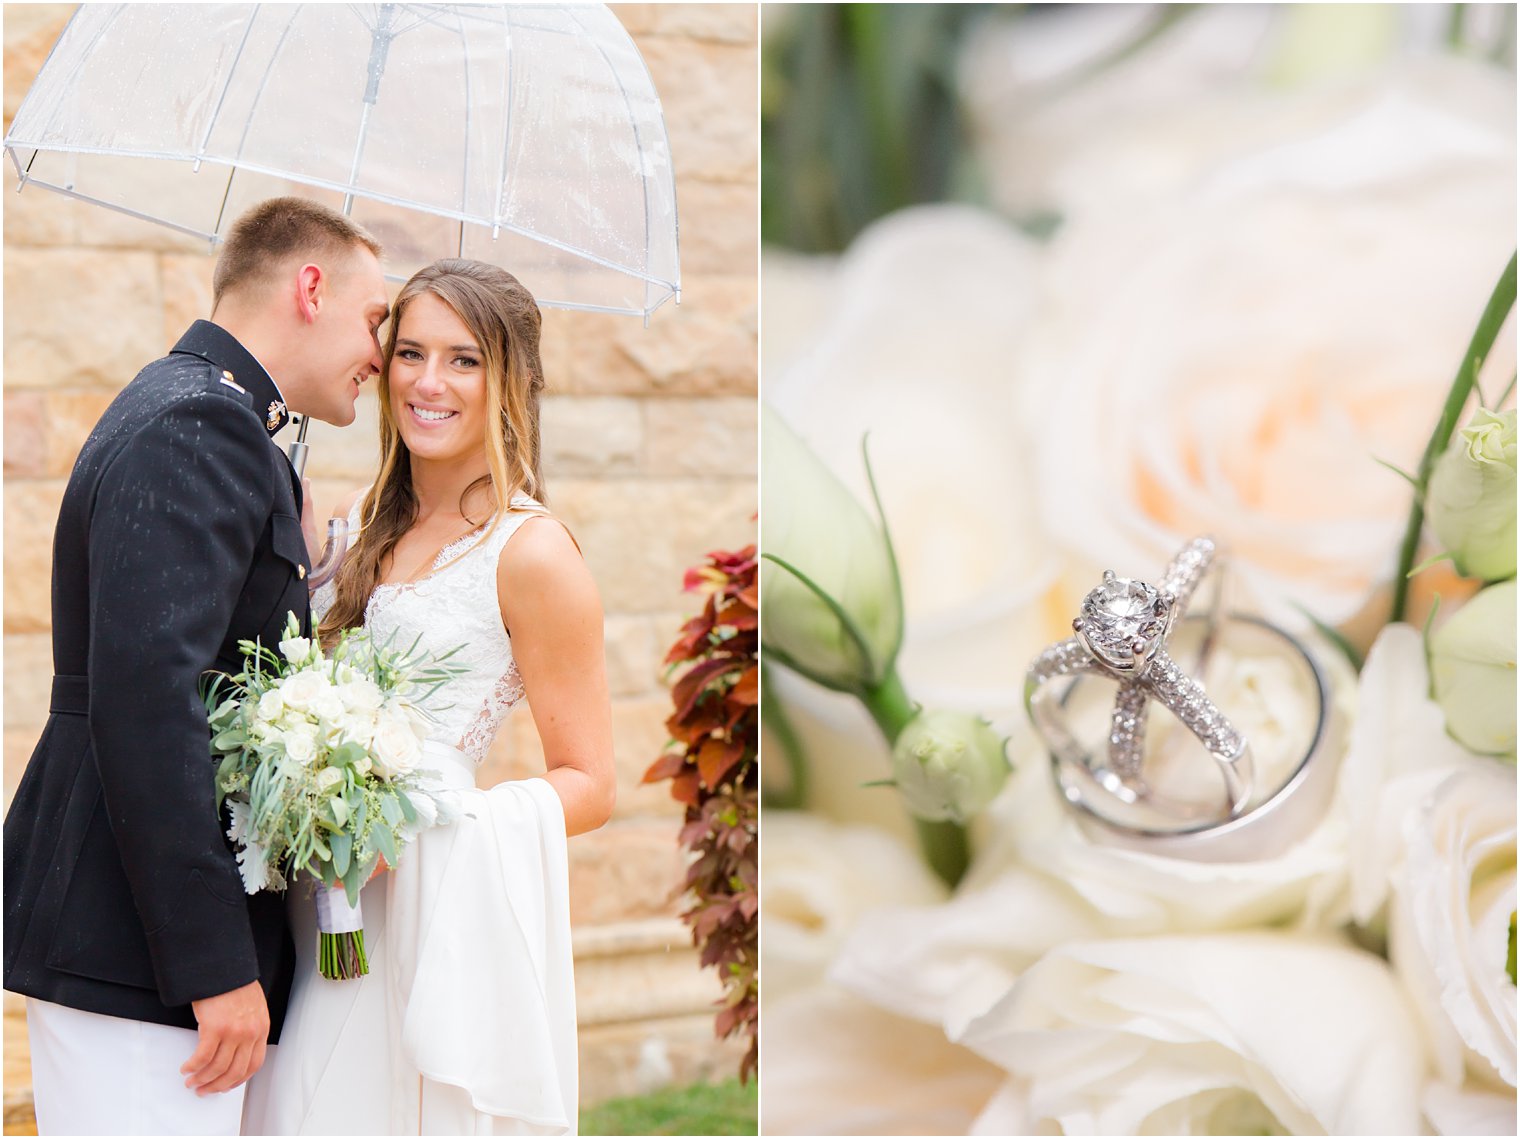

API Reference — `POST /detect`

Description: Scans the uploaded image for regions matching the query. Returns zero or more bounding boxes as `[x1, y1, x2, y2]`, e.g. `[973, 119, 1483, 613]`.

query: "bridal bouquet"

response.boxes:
[204, 613, 463, 979]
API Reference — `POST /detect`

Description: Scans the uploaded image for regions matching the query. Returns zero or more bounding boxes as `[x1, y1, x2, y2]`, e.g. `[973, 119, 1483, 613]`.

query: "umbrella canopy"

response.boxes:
[4, 3, 680, 318]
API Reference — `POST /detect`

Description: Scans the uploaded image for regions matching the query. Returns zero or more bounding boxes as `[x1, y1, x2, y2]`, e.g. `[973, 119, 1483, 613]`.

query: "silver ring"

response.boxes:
[1025, 539, 1254, 827]
[1036, 615, 1336, 861]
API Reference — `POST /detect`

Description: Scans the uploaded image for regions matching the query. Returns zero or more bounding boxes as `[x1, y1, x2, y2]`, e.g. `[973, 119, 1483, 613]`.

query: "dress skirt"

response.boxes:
[242, 741, 577, 1135]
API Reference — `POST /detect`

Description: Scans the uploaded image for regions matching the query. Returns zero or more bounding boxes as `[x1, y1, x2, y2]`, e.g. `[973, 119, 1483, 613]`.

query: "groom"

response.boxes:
[3, 197, 389, 1135]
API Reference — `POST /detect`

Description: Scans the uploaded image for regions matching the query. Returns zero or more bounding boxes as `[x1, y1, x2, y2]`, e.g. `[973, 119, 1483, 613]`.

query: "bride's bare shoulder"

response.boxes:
[496, 513, 599, 616]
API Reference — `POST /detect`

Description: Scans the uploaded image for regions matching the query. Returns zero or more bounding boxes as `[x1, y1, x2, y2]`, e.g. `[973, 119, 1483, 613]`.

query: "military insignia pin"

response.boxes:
[266, 400, 286, 432]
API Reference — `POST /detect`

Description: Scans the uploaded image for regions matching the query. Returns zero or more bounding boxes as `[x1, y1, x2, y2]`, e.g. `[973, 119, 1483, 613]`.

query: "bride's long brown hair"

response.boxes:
[319, 259, 546, 642]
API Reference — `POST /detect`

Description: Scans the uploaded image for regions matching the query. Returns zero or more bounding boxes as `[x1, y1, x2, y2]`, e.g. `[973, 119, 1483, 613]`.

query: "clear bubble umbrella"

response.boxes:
[3, 2, 681, 320]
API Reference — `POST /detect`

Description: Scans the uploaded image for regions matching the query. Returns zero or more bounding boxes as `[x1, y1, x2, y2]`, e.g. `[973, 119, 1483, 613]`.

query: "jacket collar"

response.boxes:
[171, 320, 291, 438]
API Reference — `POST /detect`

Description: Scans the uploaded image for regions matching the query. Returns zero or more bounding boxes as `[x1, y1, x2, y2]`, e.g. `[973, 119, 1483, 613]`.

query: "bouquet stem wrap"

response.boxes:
[315, 882, 368, 980]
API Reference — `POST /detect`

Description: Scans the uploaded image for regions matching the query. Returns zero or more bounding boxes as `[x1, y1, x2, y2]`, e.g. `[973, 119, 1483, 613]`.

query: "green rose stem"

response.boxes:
[1391, 252, 1516, 622]
[859, 669, 971, 887]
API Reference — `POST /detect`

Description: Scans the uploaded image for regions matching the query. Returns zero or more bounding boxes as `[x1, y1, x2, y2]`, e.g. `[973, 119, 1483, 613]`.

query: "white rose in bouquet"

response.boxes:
[310, 685, 347, 726]
[372, 710, 422, 778]
[256, 687, 284, 722]
[279, 633, 313, 665]
[278, 669, 328, 713]
[279, 722, 319, 767]
[337, 677, 384, 716]
[958, 933, 1426, 1136]
[1018, 68, 1515, 629]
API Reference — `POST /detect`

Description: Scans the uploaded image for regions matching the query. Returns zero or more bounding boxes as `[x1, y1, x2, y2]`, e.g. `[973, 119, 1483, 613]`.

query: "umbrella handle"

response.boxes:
[308, 518, 350, 591]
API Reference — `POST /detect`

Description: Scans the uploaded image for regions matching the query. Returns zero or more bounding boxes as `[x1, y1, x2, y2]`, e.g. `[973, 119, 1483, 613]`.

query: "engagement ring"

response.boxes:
[1026, 538, 1254, 828]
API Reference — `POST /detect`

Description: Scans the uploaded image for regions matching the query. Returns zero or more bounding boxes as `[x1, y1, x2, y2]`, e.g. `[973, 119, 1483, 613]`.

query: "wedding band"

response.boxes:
[1040, 615, 1336, 861]
[1025, 540, 1252, 827]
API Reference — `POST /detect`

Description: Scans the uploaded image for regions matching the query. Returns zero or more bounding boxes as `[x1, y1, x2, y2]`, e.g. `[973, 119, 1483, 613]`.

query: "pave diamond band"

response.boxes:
[1026, 537, 1253, 828]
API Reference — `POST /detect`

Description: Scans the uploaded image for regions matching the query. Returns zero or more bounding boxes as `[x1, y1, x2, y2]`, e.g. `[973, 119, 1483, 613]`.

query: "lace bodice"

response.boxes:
[313, 494, 545, 763]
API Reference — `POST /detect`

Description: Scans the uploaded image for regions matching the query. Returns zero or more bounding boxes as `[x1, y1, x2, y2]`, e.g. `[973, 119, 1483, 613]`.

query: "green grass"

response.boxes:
[581, 1078, 757, 1136]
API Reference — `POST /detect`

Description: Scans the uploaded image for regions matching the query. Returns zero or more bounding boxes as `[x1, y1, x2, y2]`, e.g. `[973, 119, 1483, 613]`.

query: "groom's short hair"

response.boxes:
[212, 197, 382, 308]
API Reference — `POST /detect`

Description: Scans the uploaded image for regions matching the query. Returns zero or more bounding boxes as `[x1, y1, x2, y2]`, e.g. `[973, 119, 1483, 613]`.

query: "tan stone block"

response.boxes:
[567, 818, 686, 926]
[160, 253, 215, 348]
[611, 694, 685, 819]
[575, 933, 720, 1027]
[639, 40, 757, 185]
[6, 726, 44, 811]
[675, 180, 758, 277]
[578, 1015, 749, 1105]
[43, 389, 117, 477]
[3, 4, 72, 125]
[540, 395, 642, 478]
[3, 635, 51, 732]
[612, 4, 757, 43]
[563, 276, 756, 397]
[4, 481, 63, 635]
[604, 613, 663, 697]
[4, 249, 163, 389]
[75, 204, 209, 255]
[644, 397, 757, 477]
[552, 478, 757, 614]
[538, 308, 576, 394]
[477, 702, 543, 789]
[3, 392, 46, 477]
[3, 180, 78, 246]
[294, 389, 382, 481]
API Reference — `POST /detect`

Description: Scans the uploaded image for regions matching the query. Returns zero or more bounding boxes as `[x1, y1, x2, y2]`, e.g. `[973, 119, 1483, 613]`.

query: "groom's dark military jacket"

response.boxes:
[4, 321, 307, 1039]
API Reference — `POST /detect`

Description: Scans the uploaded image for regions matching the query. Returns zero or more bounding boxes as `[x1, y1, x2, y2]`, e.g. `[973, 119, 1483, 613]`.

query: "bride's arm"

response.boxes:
[497, 516, 617, 835]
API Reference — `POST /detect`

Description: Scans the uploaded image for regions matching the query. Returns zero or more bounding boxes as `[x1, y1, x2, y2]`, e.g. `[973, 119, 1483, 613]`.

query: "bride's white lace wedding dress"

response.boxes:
[242, 496, 578, 1136]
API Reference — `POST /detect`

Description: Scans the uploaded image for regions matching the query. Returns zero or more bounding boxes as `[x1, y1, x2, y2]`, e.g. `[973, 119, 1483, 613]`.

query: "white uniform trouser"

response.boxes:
[26, 998, 248, 1136]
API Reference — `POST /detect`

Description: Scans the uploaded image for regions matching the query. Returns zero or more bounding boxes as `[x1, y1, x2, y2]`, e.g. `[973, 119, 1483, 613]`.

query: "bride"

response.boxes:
[243, 259, 617, 1135]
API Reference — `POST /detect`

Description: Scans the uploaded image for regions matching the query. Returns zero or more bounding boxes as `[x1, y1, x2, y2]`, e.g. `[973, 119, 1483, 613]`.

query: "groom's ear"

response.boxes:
[294, 262, 325, 324]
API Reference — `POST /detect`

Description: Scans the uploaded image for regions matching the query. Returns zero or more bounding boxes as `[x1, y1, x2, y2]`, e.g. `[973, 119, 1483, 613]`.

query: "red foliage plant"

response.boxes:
[642, 544, 758, 1082]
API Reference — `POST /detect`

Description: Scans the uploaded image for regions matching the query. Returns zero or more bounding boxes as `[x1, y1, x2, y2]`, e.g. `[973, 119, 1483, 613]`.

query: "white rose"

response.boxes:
[279, 723, 319, 767]
[765, 207, 1057, 706]
[316, 765, 343, 791]
[310, 686, 347, 725]
[1341, 628, 1518, 1120]
[277, 670, 327, 713]
[761, 811, 946, 1002]
[337, 678, 383, 717]
[762, 985, 1003, 1137]
[1018, 70, 1515, 630]
[278, 634, 313, 665]
[255, 687, 284, 723]
[1391, 762, 1517, 1123]
[958, 933, 1426, 1135]
[371, 712, 421, 778]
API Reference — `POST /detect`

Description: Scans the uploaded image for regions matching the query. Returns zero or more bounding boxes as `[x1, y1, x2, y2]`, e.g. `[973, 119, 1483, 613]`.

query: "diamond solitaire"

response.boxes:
[1073, 571, 1174, 676]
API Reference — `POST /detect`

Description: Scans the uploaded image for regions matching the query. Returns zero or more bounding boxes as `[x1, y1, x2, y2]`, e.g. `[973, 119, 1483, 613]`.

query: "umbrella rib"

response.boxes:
[195, 9, 260, 166]
[454, 6, 472, 229]
[564, 5, 655, 303]
[492, 11, 513, 236]
[234, 6, 303, 165]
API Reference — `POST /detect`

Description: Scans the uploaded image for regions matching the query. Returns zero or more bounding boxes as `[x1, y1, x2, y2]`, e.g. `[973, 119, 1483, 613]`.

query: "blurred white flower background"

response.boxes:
[758, 4, 1516, 1134]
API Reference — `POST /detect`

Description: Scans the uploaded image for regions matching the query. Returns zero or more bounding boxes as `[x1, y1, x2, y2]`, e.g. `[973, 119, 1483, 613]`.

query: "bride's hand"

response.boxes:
[299, 476, 318, 561]
[367, 854, 390, 882]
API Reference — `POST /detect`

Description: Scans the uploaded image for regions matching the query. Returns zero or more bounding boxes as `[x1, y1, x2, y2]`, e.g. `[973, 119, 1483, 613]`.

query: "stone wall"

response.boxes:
[2, 1, 756, 1107]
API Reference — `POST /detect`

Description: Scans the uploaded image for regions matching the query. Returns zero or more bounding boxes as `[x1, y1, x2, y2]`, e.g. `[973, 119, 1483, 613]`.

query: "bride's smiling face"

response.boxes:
[387, 292, 490, 466]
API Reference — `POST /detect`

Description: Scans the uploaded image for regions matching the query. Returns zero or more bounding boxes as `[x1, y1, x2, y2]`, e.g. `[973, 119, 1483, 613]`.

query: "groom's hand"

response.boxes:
[182, 980, 270, 1095]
